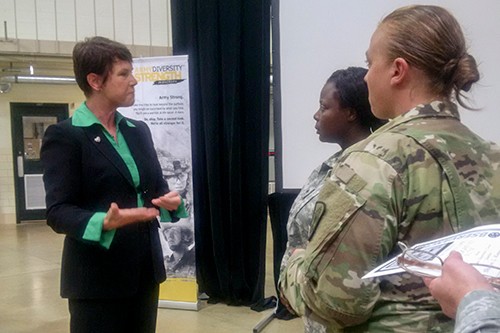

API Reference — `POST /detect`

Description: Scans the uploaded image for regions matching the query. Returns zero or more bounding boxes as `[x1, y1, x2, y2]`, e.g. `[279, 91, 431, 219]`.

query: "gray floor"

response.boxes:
[0, 220, 302, 333]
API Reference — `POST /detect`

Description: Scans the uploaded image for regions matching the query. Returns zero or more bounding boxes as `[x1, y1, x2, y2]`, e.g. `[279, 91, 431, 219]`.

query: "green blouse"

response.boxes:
[72, 102, 187, 249]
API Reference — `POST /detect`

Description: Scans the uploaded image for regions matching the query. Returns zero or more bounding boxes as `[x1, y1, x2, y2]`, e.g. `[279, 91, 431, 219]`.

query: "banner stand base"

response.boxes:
[158, 300, 201, 311]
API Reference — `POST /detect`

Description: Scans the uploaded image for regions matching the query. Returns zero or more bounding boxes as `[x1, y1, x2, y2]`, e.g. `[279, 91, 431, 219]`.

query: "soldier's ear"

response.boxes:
[390, 57, 410, 87]
[346, 108, 358, 122]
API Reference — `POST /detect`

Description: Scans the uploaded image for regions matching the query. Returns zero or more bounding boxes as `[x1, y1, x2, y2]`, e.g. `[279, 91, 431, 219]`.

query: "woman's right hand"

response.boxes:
[103, 202, 159, 230]
[423, 251, 494, 318]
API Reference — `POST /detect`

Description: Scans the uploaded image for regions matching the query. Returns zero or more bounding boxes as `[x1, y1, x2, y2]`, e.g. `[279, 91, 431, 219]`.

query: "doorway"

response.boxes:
[11, 103, 69, 223]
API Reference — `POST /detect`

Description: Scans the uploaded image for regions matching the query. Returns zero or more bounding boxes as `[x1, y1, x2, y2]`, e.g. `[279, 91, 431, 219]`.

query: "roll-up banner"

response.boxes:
[120, 55, 199, 310]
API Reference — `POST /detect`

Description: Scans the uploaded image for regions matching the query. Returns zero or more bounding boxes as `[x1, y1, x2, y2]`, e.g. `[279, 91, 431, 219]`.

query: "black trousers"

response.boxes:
[69, 280, 159, 333]
[68, 239, 160, 333]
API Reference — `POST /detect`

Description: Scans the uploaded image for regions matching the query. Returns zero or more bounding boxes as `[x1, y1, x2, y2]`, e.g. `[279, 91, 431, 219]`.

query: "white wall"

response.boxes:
[275, 0, 500, 189]
[0, 0, 175, 223]
[0, 0, 172, 47]
[0, 84, 83, 223]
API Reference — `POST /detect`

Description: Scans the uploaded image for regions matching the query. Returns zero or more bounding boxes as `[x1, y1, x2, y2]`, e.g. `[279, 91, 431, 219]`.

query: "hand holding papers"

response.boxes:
[363, 224, 500, 287]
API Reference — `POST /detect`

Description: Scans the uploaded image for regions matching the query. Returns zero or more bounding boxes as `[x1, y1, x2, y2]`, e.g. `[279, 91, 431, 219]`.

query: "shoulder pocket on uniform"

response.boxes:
[304, 164, 367, 279]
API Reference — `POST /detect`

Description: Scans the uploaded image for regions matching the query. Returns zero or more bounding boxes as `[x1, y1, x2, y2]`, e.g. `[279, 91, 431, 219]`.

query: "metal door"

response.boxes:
[11, 103, 68, 223]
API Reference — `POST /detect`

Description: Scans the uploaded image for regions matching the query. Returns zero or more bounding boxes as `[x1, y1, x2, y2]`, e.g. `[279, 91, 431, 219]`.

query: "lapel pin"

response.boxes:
[94, 136, 101, 143]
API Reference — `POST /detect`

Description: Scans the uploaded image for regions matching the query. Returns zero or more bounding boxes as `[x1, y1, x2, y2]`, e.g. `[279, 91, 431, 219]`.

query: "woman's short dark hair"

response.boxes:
[326, 67, 386, 131]
[72, 36, 133, 96]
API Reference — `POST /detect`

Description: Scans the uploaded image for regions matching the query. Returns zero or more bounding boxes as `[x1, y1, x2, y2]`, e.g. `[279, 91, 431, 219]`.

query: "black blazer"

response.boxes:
[41, 117, 173, 299]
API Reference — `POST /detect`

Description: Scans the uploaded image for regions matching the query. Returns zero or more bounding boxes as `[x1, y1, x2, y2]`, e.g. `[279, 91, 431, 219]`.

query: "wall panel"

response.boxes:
[95, 0, 115, 40]
[274, 0, 500, 190]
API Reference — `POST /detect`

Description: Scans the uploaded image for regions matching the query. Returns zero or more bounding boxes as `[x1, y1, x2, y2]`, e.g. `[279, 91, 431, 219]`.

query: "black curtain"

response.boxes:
[171, 1, 271, 305]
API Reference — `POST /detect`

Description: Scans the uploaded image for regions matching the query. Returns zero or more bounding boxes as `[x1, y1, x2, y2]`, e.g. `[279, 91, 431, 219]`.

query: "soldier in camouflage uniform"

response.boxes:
[455, 291, 500, 333]
[424, 251, 500, 333]
[281, 153, 338, 333]
[280, 67, 386, 333]
[280, 5, 500, 333]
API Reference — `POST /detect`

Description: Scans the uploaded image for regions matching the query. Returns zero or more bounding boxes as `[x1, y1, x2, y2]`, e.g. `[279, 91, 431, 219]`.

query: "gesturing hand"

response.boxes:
[103, 202, 159, 230]
[151, 191, 182, 211]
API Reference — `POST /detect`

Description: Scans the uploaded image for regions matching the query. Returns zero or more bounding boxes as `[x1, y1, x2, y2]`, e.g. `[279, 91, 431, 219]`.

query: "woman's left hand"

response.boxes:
[152, 191, 182, 210]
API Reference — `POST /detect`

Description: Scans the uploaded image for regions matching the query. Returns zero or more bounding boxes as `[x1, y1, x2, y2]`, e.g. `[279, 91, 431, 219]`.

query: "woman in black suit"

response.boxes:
[41, 36, 187, 333]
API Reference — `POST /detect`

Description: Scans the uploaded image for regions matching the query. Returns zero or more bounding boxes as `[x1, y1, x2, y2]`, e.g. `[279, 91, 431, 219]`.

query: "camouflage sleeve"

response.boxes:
[280, 157, 338, 273]
[280, 248, 308, 315]
[280, 132, 451, 329]
[280, 167, 322, 272]
[280, 150, 403, 329]
[454, 290, 500, 333]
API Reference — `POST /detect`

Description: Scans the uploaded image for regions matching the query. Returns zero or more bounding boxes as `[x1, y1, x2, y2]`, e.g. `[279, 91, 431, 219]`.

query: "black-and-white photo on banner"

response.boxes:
[120, 55, 199, 310]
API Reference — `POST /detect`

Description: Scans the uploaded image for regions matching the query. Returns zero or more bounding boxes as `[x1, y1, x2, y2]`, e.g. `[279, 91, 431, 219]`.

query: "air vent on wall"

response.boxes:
[0, 82, 12, 93]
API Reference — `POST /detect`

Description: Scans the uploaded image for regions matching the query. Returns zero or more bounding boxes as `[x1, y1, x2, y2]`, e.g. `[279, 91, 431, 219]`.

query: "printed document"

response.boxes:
[363, 224, 500, 279]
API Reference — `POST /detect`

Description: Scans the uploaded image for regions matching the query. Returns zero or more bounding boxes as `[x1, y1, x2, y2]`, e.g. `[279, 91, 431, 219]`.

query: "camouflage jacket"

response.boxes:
[280, 152, 341, 333]
[279, 101, 500, 333]
[281, 151, 341, 271]
[455, 290, 500, 333]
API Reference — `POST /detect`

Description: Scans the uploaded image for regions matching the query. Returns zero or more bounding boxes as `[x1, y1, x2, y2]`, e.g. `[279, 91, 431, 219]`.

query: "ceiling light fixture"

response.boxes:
[1, 75, 76, 85]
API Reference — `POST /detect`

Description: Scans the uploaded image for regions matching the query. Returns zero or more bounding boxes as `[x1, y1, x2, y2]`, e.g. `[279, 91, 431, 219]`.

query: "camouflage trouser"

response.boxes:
[303, 316, 327, 333]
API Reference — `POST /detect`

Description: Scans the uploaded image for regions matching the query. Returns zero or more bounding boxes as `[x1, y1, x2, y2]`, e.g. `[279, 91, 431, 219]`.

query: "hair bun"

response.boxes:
[457, 54, 479, 92]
